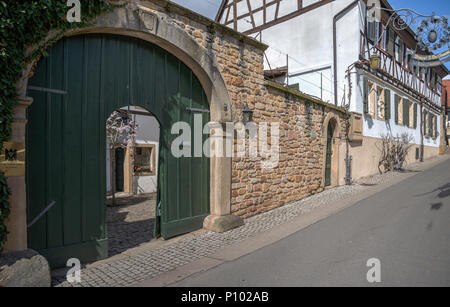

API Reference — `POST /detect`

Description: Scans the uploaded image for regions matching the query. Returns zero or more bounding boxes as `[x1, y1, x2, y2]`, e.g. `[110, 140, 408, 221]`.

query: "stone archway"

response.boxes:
[5, 1, 241, 252]
[321, 113, 342, 188]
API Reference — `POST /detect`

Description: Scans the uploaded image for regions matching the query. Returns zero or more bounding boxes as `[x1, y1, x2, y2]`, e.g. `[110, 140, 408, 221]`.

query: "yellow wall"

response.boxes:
[338, 136, 439, 185]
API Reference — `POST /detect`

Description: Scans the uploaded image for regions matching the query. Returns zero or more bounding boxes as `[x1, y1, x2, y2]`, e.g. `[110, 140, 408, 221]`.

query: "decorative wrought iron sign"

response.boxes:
[368, 0, 450, 68]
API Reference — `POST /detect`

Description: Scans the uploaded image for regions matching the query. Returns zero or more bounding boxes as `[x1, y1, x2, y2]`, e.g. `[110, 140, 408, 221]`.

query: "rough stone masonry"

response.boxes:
[151, 0, 350, 219]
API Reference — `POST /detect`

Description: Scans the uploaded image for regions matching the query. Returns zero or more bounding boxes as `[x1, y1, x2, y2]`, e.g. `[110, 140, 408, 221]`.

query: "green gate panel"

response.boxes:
[115, 148, 125, 192]
[325, 122, 334, 187]
[27, 34, 210, 268]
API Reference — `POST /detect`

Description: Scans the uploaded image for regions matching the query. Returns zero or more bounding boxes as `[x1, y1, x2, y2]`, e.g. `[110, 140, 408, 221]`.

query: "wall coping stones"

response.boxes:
[265, 80, 350, 115]
[151, 0, 269, 51]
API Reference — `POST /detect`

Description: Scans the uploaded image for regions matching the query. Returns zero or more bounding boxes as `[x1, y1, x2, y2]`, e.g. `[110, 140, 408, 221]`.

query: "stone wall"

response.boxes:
[145, 1, 350, 219]
[230, 85, 349, 218]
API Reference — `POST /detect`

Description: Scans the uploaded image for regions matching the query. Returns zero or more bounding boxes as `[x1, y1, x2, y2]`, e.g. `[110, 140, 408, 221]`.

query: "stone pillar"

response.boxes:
[203, 123, 244, 232]
[4, 96, 33, 252]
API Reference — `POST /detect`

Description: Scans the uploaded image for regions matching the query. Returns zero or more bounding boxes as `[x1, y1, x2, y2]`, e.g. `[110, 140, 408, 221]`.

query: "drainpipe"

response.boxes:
[333, 0, 361, 106]
[420, 104, 424, 162]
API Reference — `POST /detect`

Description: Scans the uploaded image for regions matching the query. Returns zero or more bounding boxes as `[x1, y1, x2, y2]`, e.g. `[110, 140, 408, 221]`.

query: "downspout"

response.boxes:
[333, 0, 361, 106]
[333, 0, 360, 185]
[420, 104, 424, 162]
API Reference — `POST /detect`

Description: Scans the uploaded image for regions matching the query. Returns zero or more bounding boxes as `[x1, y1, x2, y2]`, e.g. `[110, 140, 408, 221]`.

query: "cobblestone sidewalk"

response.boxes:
[52, 156, 447, 287]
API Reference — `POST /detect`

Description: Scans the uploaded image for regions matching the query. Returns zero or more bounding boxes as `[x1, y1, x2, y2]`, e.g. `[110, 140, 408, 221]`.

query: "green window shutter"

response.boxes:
[367, 22, 375, 41]
[363, 76, 369, 114]
[403, 99, 409, 127]
[399, 41, 404, 63]
[388, 28, 395, 57]
[413, 103, 418, 129]
[428, 113, 432, 136]
[384, 89, 391, 120]
[394, 95, 399, 124]
[434, 115, 438, 138]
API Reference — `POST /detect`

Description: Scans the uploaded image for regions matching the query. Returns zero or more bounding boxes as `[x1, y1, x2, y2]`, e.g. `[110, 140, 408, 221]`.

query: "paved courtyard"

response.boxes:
[51, 156, 446, 287]
[106, 193, 157, 257]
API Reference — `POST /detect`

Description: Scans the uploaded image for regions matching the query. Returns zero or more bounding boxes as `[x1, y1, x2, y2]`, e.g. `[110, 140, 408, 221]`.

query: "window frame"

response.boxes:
[133, 144, 157, 177]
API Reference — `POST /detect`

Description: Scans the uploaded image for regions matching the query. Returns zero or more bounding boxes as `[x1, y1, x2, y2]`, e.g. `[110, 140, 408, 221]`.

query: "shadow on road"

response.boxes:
[430, 202, 443, 211]
[415, 182, 450, 200]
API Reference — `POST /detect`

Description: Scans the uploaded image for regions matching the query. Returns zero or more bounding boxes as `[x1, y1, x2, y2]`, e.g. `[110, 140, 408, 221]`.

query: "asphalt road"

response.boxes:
[174, 160, 450, 287]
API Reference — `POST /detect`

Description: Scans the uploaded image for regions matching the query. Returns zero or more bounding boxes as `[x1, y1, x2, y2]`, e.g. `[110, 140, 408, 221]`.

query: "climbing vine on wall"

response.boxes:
[0, 0, 120, 252]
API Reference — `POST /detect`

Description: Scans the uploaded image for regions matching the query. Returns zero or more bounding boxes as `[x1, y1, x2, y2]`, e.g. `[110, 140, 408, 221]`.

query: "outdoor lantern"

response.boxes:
[369, 54, 381, 70]
[242, 103, 253, 123]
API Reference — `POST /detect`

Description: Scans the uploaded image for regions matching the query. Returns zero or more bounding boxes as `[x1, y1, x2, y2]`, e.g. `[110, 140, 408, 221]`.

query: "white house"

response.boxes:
[216, 0, 448, 182]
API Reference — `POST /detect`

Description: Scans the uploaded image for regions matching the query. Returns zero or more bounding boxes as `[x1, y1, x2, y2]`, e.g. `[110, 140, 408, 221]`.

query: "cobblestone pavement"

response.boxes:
[107, 193, 156, 257]
[52, 156, 446, 287]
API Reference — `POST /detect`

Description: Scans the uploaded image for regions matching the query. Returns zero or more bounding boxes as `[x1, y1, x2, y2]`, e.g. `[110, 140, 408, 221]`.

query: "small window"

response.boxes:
[368, 81, 376, 117]
[134, 145, 156, 176]
[396, 95, 404, 125]
[381, 26, 388, 50]
[376, 86, 385, 120]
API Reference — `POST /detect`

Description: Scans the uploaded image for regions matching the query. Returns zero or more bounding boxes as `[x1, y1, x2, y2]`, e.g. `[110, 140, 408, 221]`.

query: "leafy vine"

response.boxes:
[0, 0, 120, 252]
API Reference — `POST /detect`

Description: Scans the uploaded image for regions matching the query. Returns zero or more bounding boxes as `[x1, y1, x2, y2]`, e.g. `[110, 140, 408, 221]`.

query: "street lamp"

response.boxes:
[242, 104, 253, 124]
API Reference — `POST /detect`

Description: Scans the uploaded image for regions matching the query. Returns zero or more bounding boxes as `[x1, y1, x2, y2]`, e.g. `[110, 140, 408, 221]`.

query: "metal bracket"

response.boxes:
[28, 201, 57, 228]
[27, 86, 67, 95]
[186, 107, 210, 113]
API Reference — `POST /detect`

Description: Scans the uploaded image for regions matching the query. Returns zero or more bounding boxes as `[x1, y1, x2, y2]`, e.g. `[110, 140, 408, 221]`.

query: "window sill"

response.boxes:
[134, 172, 156, 177]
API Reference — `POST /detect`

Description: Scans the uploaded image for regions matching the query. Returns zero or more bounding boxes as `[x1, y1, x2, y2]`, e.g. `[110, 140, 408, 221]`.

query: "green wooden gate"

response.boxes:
[26, 34, 210, 268]
[325, 122, 334, 187]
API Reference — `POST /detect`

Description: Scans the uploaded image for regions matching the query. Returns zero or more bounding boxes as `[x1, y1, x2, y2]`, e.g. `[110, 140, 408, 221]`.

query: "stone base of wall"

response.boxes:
[344, 136, 440, 183]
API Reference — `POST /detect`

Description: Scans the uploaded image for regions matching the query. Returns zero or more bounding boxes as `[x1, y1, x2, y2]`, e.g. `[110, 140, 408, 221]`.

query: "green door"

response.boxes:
[26, 34, 210, 268]
[115, 148, 125, 193]
[325, 122, 334, 187]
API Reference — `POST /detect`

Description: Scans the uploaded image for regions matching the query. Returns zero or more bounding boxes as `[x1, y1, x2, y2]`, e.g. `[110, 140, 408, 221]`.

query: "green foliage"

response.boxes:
[0, 0, 117, 252]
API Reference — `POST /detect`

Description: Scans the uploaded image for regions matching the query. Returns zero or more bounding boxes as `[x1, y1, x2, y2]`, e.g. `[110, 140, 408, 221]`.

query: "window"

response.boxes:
[376, 86, 385, 120]
[424, 112, 433, 138]
[395, 37, 404, 63]
[368, 81, 375, 116]
[395, 95, 403, 125]
[432, 115, 438, 139]
[134, 145, 156, 176]
[364, 80, 391, 121]
[368, 81, 380, 117]
[431, 71, 436, 89]
[406, 53, 412, 70]
[412, 103, 418, 129]
[367, 21, 379, 42]
[387, 28, 395, 57]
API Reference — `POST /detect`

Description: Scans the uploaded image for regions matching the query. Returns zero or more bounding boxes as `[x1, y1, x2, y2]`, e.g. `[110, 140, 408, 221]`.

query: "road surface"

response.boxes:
[173, 159, 450, 287]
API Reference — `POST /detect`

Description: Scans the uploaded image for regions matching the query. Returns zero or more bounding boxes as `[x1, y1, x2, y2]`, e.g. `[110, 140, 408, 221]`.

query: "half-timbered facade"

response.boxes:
[217, 0, 448, 180]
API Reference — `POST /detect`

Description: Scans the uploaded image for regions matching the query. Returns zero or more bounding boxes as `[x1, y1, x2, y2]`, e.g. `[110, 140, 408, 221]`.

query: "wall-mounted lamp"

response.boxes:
[369, 54, 381, 70]
[242, 104, 253, 124]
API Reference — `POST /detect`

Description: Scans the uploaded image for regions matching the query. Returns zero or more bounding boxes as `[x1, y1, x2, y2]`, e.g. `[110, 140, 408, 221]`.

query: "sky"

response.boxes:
[172, 0, 450, 21]
[172, 0, 450, 71]
[171, 0, 222, 19]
